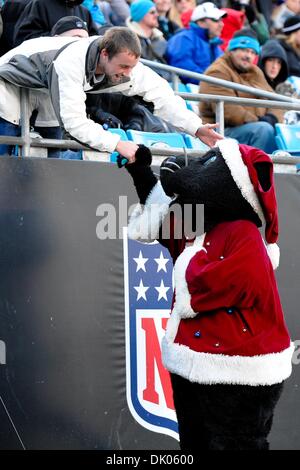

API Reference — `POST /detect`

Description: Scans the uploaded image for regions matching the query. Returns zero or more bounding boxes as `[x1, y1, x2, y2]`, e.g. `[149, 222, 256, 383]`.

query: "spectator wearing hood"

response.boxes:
[277, 15, 300, 77]
[166, 2, 227, 84]
[258, 39, 289, 91]
[13, 0, 99, 47]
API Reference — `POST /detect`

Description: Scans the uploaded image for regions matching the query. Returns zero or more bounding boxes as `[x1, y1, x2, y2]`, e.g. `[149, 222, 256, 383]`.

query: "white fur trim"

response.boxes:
[127, 181, 172, 240]
[162, 313, 294, 385]
[266, 243, 280, 270]
[172, 234, 206, 319]
[217, 139, 265, 225]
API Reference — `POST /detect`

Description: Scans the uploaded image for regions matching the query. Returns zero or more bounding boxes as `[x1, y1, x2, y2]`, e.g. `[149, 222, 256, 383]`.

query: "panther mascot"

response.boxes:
[125, 138, 294, 450]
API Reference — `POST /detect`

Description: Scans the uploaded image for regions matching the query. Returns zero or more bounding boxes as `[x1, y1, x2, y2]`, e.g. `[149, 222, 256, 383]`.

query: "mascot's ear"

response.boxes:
[254, 162, 272, 192]
[133, 144, 152, 166]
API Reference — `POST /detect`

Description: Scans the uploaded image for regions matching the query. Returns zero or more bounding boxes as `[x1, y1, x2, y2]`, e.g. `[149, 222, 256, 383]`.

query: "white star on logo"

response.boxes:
[154, 251, 169, 273]
[155, 279, 170, 301]
[133, 250, 148, 272]
[134, 279, 149, 301]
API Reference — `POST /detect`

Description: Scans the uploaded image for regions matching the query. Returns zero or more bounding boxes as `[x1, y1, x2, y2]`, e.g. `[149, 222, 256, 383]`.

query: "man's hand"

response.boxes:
[195, 124, 224, 148]
[115, 140, 139, 163]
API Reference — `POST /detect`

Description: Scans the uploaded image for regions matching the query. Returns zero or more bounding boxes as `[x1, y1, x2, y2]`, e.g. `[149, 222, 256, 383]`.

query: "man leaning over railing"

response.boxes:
[0, 26, 222, 160]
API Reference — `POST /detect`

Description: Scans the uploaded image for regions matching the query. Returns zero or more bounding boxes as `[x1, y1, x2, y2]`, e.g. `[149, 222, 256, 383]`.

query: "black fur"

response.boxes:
[125, 145, 157, 204]
[171, 374, 284, 451]
[160, 149, 263, 233]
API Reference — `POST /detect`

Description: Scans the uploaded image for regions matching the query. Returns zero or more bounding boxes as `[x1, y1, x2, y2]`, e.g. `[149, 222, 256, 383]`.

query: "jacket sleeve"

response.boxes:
[48, 40, 120, 153]
[200, 69, 259, 126]
[166, 34, 201, 85]
[127, 62, 203, 136]
[186, 227, 269, 312]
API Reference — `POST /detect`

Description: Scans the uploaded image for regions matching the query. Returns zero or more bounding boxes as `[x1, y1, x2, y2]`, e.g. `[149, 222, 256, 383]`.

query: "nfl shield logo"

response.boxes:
[123, 228, 179, 441]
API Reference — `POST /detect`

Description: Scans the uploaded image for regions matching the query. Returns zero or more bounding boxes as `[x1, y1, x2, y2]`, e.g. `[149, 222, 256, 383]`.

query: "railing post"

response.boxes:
[20, 88, 31, 157]
[215, 101, 225, 136]
[171, 73, 180, 91]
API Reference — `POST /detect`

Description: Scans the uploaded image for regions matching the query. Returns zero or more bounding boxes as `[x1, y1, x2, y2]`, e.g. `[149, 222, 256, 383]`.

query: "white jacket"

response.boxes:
[0, 35, 203, 152]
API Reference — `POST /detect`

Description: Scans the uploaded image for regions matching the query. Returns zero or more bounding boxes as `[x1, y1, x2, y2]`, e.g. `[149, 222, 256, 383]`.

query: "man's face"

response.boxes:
[98, 49, 139, 84]
[264, 58, 282, 80]
[230, 47, 257, 72]
[201, 18, 224, 38]
[141, 8, 159, 28]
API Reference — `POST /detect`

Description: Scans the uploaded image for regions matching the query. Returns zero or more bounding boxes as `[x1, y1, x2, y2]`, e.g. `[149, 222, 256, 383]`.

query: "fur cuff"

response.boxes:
[266, 243, 280, 270]
[128, 181, 172, 240]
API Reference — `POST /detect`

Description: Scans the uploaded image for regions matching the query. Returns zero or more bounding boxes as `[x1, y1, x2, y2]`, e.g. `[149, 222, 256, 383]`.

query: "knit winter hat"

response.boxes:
[282, 15, 300, 35]
[217, 139, 280, 269]
[51, 16, 88, 36]
[228, 28, 260, 54]
[130, 0, 155, 22]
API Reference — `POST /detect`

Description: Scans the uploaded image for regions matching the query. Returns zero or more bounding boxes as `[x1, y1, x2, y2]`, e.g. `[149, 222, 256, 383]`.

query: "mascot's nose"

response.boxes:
[160, 155, 188, 197]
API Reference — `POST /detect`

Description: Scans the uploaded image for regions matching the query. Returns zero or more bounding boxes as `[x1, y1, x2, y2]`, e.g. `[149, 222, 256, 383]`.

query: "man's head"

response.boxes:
[130, 0, 158, 27]
[51, 16, 89, 38]
[227, 28, 260, 72]
[282, 15, 300, 46]
[97, 27, 141, 84]
[191, 2, 227, 38]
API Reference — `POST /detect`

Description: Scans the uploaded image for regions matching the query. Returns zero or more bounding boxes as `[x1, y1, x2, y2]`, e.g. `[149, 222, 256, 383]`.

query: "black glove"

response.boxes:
[258, 113, 278, 128]
[89, 107, 123, 129]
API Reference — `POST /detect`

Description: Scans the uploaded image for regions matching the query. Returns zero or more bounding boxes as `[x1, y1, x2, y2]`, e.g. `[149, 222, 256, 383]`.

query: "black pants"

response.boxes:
[171, 374, 284, 451]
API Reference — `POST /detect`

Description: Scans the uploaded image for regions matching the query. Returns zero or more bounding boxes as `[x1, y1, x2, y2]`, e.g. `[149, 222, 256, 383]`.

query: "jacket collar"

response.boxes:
[126, 18, 164, 40]
[85, 37, 102, 87]
[190, 23, 223, 46]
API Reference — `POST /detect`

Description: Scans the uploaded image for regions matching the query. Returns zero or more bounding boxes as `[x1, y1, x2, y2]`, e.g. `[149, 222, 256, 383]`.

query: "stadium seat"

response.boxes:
[185, 83, 201, 114]
[287, 76, 300, 95]
[275, 123, 300, 156]
[183, 134, 209, 151]
[169, 82, 193, 111]
[126, 130, 187, 149]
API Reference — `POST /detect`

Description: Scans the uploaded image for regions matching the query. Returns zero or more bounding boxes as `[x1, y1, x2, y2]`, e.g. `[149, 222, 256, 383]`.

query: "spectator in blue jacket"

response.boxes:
[166, 1, 227, 84]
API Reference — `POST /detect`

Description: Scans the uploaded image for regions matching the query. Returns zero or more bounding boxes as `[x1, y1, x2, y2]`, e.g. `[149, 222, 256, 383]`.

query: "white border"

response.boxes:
[123, 226, 179, 441]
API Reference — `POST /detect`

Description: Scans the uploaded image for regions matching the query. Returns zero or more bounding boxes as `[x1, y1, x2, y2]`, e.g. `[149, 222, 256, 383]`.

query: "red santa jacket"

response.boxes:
[128, 183, 293, 386]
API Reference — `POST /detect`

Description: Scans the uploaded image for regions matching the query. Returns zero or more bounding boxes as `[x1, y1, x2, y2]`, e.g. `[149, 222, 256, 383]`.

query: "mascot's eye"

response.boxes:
[203, 155, 217, 166]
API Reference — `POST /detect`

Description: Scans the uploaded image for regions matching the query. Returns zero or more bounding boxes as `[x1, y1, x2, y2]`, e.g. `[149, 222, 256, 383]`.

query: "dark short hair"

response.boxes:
[100, 27, 141, 59]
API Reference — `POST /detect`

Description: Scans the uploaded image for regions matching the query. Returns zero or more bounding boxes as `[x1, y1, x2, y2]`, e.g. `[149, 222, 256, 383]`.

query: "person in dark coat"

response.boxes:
[0, 0, 31, 55]
[276, 15, 300, 78]
[258, 38, 289, 90]
[13, 0, 99, 47]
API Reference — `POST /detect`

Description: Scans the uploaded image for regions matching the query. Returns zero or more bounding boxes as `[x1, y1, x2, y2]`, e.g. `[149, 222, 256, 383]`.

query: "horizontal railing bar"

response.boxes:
[177, 93, 300, 110]
[0, 135, 298, 164]
[140, 58, 300, 104]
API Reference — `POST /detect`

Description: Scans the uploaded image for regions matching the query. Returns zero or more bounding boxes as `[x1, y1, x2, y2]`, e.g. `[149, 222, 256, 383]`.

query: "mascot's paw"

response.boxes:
[133, 144, 152, 166]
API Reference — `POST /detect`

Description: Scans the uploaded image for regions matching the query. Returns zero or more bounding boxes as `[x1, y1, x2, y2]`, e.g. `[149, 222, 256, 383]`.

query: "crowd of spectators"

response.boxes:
[0, 0, 300, 157]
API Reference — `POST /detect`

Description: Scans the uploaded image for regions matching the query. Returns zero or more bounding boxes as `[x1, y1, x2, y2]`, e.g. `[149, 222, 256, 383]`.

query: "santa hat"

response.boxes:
[217, 139, 280, 269]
